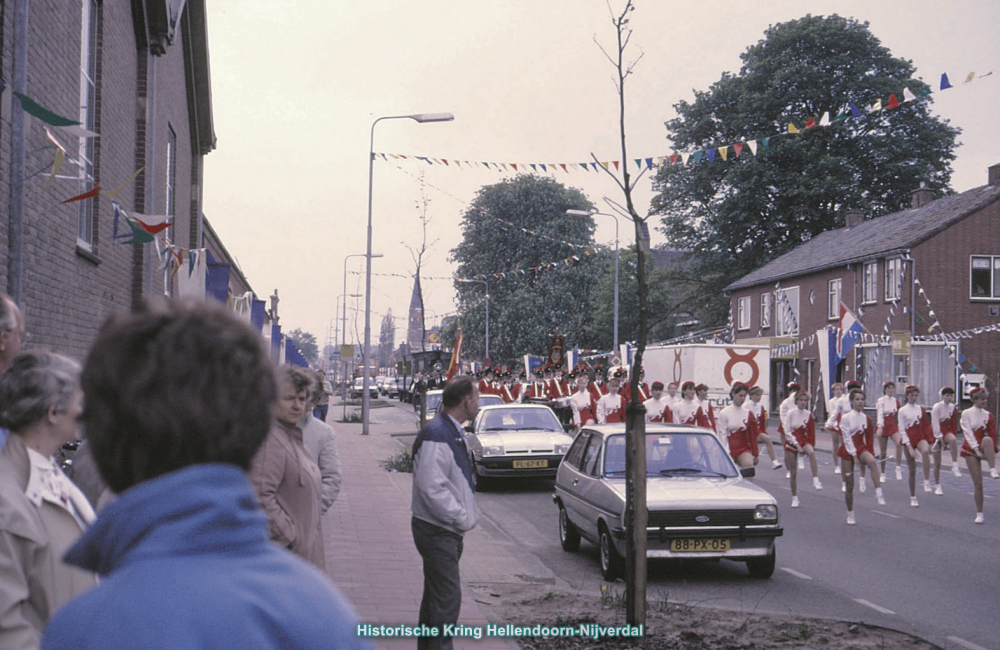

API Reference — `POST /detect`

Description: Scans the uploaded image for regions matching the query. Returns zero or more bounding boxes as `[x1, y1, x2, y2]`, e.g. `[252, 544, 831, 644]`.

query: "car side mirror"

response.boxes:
[740, 466, 756, 478]
[464, 425, 475, 433]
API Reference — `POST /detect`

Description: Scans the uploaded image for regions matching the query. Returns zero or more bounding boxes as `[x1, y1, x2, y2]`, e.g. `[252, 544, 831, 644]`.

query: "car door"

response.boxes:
[573, 432, 608, 541]
[557, 429, 592, 535]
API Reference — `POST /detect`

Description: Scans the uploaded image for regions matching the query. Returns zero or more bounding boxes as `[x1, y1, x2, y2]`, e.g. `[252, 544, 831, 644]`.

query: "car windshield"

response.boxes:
[479, 395, 503, 406]
[603, 432, 738, 478]
[425, 392, 442, 411]
[477, 407, 562, 432]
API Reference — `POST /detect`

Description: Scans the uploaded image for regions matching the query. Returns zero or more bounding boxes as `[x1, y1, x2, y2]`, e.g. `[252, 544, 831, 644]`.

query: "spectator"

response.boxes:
[302, 371, 342, 515]
[0, 292, 27, 448]
[249, 365, 325, 569]
[40, 300, 368, 650]
[0, 350, 97, 649]
[313, 372, 332, 422]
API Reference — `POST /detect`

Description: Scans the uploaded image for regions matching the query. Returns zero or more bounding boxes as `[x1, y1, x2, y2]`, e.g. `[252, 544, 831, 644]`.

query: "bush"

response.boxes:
[383, 448, 413, 473]
[339, 412, 362, 423]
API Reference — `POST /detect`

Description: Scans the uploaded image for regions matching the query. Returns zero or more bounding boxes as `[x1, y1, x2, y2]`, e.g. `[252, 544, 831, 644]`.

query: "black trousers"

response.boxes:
[411, 517, 464, 650]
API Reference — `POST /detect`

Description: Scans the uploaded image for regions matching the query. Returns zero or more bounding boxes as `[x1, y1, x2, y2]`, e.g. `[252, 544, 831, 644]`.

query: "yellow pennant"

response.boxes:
[869, 99, 882, 113]
[787, 123, 799, 134]
[106, 166, 145, 199]
[42, 149, 65, 195]
[717, 146, 728, 161]
[964, 71, 976, 83]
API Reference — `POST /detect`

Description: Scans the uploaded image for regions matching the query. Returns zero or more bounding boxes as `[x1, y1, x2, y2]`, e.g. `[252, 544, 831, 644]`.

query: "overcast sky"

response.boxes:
[202, 1, 1000, 354]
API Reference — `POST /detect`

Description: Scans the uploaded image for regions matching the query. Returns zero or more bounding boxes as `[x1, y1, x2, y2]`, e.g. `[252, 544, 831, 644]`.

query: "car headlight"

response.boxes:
[754, 504, 778, 524]
[479, 436, 505, 457]
[553, 442, 571, 455]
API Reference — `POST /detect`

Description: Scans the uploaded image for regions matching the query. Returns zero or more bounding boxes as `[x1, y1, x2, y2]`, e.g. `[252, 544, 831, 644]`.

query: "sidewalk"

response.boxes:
[322, 403, 518, 650]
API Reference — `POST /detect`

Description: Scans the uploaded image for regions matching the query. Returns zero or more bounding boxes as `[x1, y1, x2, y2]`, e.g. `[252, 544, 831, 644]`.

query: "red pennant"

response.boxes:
[804, 117, 816, 128]
[135, 219, 171, 235]
[733, 143, 744, 158]
[511, 163, 517, 170]
[668, 154, 680, 164]
[612, 161, 620, 170]
[559, 163, 568, 172]
[886, 93, 899, 109]
[60, 184, 101, 204]
[441, 159, 449, 165]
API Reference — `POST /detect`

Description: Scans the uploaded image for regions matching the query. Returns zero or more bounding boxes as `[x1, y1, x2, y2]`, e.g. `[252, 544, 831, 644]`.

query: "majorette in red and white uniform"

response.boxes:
[643, 394, 674, 423]
[672, 397, 709, 428]
[569, 387, 597, 428]
[478, 372, 496, 397]
[898, 400, 934, 447]
[747, 399, 768, 436]
[777, 384, 800, 442]
[837, 408, 875, 460]
[876, 394, 901, 437]
[960, 403, 997, 459]
[698, 399, 716, 431]
[717, 402, 758, 459]
[597, 390, 625, 424]
[665, 383, 681, 409]
[931, 399, 958, 440]
[510, 377, 522, 402]
[824, 392, 850, 433]
[783, 406, 817, 453]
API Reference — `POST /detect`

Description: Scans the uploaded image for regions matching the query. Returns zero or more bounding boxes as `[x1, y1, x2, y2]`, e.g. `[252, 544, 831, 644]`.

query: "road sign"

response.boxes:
[340, 344, 354, 358]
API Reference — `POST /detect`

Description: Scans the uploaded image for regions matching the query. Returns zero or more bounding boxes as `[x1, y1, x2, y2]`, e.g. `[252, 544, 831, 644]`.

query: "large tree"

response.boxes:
[286, 328, 318, 363]
[449, 175, 599, 365]
[651, 14, 960, 325]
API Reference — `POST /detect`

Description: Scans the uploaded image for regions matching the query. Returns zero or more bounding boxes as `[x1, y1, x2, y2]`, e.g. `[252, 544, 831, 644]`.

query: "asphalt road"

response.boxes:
[381, 399, 998, 650]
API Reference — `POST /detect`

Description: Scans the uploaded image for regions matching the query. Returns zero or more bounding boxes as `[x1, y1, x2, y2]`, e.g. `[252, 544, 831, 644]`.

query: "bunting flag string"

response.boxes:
[375, 62, 998, 175]
[454, 247, 600, 283]
[347, 271, 455, 281]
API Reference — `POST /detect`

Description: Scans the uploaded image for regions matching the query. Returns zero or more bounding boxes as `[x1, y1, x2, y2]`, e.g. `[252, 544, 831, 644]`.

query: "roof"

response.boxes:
[726, 182, 1000, 291]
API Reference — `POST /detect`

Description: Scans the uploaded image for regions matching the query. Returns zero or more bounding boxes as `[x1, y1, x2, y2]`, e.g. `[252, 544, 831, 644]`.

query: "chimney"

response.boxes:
[844, 209, 864, 229]
[911, 182, 934, 209]
[989, 163, 1000, 186]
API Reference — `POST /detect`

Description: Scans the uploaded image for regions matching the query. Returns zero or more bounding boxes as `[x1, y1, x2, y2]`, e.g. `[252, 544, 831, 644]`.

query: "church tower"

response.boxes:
[407, 275, 424, 350]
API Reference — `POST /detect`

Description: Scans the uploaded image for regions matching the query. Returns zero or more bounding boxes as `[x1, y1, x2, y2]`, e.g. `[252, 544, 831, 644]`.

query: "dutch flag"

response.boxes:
[836, 302, 864, 364]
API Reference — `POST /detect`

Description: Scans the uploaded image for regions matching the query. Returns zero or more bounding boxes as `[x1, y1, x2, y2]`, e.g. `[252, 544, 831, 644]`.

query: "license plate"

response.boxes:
[669, 538, 730, 552]
[512, 459, 548, 469]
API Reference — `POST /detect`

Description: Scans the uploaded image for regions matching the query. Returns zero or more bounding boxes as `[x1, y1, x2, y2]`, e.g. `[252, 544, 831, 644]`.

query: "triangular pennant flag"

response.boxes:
[134, 216, 172, 235]
[668, 154, 679, 164]
[53, 123, 99, 139]
[819, 112, 830, 126]
[612, 161, 620, 170]
[601, 161, 610, 171]
[746, 141, 757, 156]
[540, 164, 547, 172]
[869, 99, 882, 113]
[760, 137, 771, 151]
[980, 71, 994, 78]
[577, 162, 588, 170]
[645, 157, 653, 169]
[105, 166, 145, 199]
[692, 150, 704, 163]
[559, 163, 568, 172]
[60, 184, 101, 204]
[886, 94, 899, 109]
[734, 142, 744, 158]
[940, 73, 952, 90]
[510, 163, 517, 171]
[903, 87, 917, 102]
[634, 159, 642, 170]
[717, 146, 727, 162]
[42, 149, 65, 195]
[788, 122, 799, 134]
[848, 102, 862, 117]
[834, 109, 848, 122]
[530, 164, 537, 172]
[964, 72, 976, 83]
[680, 152, 689, 164]
[705, 149, 716, 163]
[13, 92, 81, 127]
[803, 117, 816, 129]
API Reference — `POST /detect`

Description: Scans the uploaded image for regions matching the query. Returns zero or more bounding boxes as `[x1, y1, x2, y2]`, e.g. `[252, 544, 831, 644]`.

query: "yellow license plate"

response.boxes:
[512, 459, 548, 469]
[669, 538, 730, 552]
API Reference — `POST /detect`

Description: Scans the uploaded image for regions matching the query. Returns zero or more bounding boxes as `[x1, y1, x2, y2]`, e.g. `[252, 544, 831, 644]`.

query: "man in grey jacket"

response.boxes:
[301, 371, 342, 515]
[410, 375, 479, 650]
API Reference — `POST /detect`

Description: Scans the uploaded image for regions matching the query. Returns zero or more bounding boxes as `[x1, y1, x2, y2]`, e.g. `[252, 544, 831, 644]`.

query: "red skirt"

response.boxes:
[836, 433, 874, 461]
[961, 431, 998, 458]
[782, 425, 814, 454]
[728, 430, 754, 459]
[904, 423, 934, 447]
[880, 413, 898, 437]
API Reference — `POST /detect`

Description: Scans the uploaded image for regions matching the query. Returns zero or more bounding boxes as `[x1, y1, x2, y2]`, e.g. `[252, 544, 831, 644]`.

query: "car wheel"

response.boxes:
[599, 523, 623, 581]
[746, 545, 776, 579]
[558, 504, 581, 552]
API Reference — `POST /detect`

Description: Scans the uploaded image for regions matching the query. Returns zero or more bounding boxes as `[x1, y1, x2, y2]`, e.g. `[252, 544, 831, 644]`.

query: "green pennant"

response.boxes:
[14, 92, 80, 127]
[634, 158, 642, 170]
[692, 150, 704, 163]
[761, 137, 771, 151]
[530, 164, 537, 172]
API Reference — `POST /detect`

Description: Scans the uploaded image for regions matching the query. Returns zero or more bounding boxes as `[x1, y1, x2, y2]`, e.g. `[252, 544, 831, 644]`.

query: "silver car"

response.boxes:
[415, 389, 503, 428]
[553, 424, 782, 580]
[466, 404, 574, 491]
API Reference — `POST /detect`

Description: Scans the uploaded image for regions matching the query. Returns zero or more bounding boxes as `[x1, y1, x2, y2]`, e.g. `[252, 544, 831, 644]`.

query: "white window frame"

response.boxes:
[76, 0, 99, 250]
[775, 286, 800, 337]
[737, 296, 751, 331]
[884, 257, 902, 302]
[969, 255, 1000, 300]
[828, 278, 842, 321]
[760, 292, 772, 329]
[862, 261, 877, 304]
[163, 124, 178, 296]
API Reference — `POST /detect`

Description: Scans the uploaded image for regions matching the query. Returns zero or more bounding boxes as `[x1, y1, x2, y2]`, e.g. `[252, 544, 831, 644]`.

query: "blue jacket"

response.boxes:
[41, 464, 371, 650]
[411, 411, 477, 535]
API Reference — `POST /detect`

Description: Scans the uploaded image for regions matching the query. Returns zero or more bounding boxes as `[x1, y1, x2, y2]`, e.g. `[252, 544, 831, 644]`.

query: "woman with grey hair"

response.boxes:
[0, 350, 97, 649]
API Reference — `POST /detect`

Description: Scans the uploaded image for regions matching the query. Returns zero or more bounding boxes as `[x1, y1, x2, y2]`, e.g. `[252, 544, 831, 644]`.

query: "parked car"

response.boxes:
[466, 404, 574, 491]
[350, 378, 379, 400]
[553, 424, 782, 580]
[415, 389, 503, 426]
[384, 378, 399, 398]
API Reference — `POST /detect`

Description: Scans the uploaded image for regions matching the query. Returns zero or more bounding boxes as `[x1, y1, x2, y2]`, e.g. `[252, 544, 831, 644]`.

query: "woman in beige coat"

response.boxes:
[0, 350, 97, 649]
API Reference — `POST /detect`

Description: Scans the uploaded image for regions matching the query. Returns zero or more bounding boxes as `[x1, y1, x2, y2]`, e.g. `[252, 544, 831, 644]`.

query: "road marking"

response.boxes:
[946, 636, 990, 650]
[779, 567, 812, 580]
[871, 510, 901, 519]
[853, 598, 895, 615]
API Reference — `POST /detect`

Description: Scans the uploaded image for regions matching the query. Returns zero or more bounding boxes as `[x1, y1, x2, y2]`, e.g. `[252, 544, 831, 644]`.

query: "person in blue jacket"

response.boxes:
[41, 299, 371, 650]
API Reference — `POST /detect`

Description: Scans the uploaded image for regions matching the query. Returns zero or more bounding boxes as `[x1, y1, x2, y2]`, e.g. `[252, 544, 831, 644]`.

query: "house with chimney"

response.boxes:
[726, 164, 1000, 413]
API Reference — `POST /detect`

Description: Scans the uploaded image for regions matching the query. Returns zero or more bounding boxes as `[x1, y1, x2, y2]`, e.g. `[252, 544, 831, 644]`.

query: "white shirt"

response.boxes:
[643, 396, 671, 423]
[875, 395, 899, 428]
[596, 393, 623, 424]
[778, 393, 798, 433]
[824, 394, 850, 430]
[960, 406, 992, 451]
[716, 403, 752, 440]
[897, 402, 926, 437]
[672, 397, 702, 425]
[569, 390, 595, 427]
[930, 401, 956, 439]
[839, 409, 870, 457]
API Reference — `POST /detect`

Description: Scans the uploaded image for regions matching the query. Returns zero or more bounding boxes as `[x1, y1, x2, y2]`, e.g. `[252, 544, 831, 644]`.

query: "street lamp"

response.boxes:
[343, 253, 380, 408]
[364, 112, 454, 435]
[567, 208, 620, 353]
[457, 278, 489, 360]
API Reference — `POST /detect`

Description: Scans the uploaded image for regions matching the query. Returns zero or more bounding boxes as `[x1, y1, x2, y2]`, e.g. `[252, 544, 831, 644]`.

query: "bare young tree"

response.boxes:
[592, 0, 648, 626]
[404, 173, 439, 353]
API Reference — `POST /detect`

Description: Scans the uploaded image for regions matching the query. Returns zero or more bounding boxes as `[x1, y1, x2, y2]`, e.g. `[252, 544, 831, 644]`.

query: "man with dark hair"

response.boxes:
[41, 300, 368, 650]
[411, 375, 479, 650]
[0, 292, 26, 448]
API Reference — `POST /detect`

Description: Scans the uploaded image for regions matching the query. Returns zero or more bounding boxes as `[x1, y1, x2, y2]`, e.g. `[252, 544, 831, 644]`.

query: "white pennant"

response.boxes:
[747, 140, 758, 156]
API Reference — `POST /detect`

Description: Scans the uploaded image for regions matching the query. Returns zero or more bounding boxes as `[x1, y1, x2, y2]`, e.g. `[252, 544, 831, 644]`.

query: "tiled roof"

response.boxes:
[726, 183, 1000, 291]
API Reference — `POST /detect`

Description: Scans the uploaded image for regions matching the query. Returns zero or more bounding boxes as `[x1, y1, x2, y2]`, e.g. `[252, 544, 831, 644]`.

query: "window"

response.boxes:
[862, 261, 877, 304]
[970, 255, 1000, 299]
[884, 257, 902, 302]
[775, 286, 800, 337]
[737, 296, 751, 330]
[828, 278, 842, 320]
[163, 125, 178, 295]
[760, 292, 772, 329]
[77, 0, 99, 249]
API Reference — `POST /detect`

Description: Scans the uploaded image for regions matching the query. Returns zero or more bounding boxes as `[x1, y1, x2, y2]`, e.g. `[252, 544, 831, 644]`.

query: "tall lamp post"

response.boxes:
[568, 208, 620, 353]
[364, 112, 454, 435]
[457, 278, 489, 360]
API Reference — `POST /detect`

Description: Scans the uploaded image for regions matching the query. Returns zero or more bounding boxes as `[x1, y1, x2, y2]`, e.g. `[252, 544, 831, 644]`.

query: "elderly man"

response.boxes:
[0, 293, 26, 448]
[302, 370, 342, 516]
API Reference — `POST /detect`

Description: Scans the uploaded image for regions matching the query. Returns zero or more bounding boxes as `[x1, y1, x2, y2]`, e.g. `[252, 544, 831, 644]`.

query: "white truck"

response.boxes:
[641, 343, 772, 413]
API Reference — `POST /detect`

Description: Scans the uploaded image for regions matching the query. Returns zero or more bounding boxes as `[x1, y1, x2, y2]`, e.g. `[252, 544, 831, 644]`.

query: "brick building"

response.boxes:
[1, 1, 219, 360]
[727, 164, 1000, 413]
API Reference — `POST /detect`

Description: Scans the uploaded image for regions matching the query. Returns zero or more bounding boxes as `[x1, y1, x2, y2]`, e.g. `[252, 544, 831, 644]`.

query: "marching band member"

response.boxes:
[748, 386, 781, 469]
[569, 372, 597, 430]
[544, 366, 564, 400]
[824, 382, 849, 476]
[666, 382, 681, 408]
[643, 382, 673, 424]
[672, 381, 710, 428]
[622, 367, 650, 403]
[524, 368, 548, 401]
[498, 372, 516, 404]
[596, 377, 625, 424]
[778, 382, 802, 476]
[961, 388, 999, 524]
[695, 384, 716, 431]
[897, 385, 933, 507]
[478, 367, 496, 397]
[931, 386, 961, 487]
[838, 388, 885, 524]
[716, 384, 758, 473]
[876, 380, 905, 481]
[784, 391, 822, 506]
[588, 366, 605, 402]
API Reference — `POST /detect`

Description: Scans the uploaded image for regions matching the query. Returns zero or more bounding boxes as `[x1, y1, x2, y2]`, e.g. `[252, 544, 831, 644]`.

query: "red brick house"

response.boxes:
[727, 164, 1000, 412]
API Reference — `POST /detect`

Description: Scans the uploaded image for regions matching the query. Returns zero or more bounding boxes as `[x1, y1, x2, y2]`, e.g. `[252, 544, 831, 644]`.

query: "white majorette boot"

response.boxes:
[876, 488, 885, 506]
[791, 496, 800, 508]
[846, 511, 856, 525]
